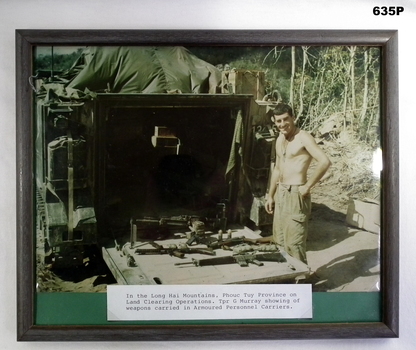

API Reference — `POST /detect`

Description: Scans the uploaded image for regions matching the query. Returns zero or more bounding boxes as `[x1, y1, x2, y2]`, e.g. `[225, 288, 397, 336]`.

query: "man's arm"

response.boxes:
[299, 131, 331, 197]
[265, 141, 281, 214]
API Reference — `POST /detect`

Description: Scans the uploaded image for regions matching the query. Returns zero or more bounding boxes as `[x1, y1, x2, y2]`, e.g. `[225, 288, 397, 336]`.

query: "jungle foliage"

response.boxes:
[192, 46, 381, 148]
[34, 48, 84, 75]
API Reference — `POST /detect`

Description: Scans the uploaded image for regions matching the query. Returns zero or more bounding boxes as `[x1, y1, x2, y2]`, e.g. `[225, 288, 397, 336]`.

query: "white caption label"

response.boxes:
[107, 284, 312, 321]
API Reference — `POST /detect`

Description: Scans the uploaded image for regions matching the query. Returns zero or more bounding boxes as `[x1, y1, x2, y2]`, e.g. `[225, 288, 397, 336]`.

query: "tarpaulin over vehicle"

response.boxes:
[64, 46, 222, 94]
[35, 46, 255, 221]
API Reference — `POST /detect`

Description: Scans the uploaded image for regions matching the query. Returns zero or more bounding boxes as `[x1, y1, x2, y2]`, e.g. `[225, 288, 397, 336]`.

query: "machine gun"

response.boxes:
[174, 251, 287, 268]
[132, 215, 198, 231]
[134, 242, 215, 259]
[130, 215, 200, 242]
[207, 235, 251, 250]
[186, 225, 250, 250]
[131, 214, 224, 242]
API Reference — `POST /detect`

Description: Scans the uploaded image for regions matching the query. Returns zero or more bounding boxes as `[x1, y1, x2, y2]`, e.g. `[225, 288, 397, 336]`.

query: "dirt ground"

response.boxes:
[305, 204, 380, 292]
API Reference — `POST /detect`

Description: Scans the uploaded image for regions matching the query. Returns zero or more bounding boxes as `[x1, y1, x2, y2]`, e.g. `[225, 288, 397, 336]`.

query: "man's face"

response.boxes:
[273, 113, 296, 136]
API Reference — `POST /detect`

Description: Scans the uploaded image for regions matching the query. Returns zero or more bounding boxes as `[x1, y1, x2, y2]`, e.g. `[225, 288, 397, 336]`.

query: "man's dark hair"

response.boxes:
[273, 103, 293, 117]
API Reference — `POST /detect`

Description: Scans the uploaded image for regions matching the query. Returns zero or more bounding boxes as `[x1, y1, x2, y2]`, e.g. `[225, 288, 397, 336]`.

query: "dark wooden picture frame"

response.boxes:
[16, 29, 399, 341]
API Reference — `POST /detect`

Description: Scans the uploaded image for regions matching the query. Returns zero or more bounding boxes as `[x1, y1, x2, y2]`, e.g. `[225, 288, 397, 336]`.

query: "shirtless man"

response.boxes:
[259, 103, 331, 264]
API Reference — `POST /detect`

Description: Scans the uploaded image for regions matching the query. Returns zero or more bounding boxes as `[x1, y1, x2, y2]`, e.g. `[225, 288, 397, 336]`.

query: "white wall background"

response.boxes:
[1, 0, 413, 349]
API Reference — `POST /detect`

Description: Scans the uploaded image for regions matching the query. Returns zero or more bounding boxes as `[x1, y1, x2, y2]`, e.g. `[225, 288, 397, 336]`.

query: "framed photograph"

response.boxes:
[16, 29, 398, 341]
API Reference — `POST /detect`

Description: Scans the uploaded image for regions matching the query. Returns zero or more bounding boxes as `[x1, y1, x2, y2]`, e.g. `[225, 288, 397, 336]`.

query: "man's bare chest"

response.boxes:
[277, 136, 306, 159]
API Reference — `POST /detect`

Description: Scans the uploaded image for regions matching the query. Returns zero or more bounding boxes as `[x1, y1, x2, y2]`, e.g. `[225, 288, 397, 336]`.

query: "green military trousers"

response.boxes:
[272, 184, 311, 264]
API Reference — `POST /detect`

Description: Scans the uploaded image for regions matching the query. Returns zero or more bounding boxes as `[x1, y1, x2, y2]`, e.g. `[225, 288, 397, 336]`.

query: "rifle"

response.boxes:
[135, 242, 215, 259]
[207, 235, 250, 250]
[187, 225, 250, 249]
[174, 252, 287, 267]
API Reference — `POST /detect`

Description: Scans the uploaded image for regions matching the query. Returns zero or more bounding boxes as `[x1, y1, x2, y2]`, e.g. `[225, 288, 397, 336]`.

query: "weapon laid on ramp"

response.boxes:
[174, 251, 287, 268]
[134, 242, 215, 259]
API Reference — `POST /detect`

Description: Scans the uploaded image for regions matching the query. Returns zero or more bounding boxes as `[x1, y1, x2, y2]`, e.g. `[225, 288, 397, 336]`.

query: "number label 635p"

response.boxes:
[373, 6, 404, 15]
